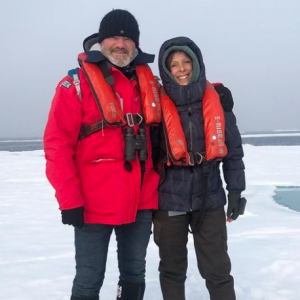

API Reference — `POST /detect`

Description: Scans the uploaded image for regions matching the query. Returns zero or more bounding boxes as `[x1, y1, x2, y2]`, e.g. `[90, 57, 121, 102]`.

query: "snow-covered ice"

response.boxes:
[0, 145, 300, 300]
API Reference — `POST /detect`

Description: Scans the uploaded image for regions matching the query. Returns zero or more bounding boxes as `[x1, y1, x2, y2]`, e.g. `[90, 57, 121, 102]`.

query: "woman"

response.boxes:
[152, 37, 246, 300]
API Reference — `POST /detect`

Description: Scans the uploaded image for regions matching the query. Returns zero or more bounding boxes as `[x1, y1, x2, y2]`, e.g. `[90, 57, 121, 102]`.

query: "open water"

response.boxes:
[273, 186, 300, 213]
[241, 130, 300, 146]
[0, 139, 44, 152]
[1, 131, 300, 152]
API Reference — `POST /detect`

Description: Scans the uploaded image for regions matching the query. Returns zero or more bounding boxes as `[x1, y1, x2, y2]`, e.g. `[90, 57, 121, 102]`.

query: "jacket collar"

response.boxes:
[85, 49, 155, 65]
[83, 33, 155, 65]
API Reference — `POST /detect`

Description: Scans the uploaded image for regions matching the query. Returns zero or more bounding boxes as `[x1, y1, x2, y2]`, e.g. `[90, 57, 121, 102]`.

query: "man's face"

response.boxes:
[101, 36, 136, 67]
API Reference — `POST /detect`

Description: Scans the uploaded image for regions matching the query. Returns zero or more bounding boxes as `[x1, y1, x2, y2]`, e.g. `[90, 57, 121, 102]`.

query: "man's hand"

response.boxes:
[61, 206, 84, 229]
[227, 193, 247, 222]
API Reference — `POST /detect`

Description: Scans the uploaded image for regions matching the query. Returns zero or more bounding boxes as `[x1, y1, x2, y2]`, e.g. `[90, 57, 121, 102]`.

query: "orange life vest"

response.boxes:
[160, 81, 228, 165]
[78, 53, 161, 129]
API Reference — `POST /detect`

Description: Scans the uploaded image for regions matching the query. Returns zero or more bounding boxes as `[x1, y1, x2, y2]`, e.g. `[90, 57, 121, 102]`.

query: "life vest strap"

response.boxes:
[79, 119, 107, 140]
[99, 60, 114, 87]
[79, 113, 145, 140]
[68, 68, 82, 101]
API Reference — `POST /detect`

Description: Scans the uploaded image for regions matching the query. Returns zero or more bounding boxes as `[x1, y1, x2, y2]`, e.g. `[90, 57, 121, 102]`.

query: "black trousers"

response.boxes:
[153, 207, 235, 300]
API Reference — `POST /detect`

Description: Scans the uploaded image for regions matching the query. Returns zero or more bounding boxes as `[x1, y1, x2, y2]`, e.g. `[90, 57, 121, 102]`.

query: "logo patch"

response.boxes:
[61, 80, 72, 89]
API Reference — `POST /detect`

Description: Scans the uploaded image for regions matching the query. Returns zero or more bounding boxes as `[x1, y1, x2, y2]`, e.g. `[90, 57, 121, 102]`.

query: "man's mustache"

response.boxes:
[111, 47, 128, 54]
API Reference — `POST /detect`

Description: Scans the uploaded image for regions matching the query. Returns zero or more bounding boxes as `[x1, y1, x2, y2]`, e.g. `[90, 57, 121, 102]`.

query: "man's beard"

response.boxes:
[101, 46, 135, 67]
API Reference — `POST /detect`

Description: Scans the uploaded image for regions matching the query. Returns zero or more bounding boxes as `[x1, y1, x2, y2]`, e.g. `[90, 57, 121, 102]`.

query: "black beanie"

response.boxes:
[98, 9, 140, 47]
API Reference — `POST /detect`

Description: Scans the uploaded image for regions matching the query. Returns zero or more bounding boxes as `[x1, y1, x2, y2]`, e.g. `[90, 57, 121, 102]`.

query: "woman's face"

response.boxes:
[168, 51, 193, 85]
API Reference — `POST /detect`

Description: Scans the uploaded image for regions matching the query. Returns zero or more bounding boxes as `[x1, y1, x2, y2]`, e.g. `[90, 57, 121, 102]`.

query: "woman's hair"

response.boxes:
[166, 50, 192, 71]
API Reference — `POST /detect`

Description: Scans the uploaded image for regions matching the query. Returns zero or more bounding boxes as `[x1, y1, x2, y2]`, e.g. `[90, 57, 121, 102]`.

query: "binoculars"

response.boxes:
[124, 128, 148, 162]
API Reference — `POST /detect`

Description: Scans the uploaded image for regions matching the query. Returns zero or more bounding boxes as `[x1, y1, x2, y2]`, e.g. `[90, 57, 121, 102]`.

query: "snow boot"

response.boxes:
[116, 280, 145, 300]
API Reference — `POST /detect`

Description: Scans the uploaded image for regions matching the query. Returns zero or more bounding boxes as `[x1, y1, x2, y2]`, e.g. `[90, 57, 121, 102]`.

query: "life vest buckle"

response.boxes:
[189, 152, 204, 166]
[188, 152, 195, 166]
[134, 113, 143, 126]
[125, 113, 143, 127]
[126, 113, 135, 127]
[194, 152, 203, 164]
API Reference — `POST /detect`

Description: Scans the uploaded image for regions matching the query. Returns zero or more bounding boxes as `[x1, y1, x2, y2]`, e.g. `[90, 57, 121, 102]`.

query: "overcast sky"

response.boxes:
[0, 0, 299, 138]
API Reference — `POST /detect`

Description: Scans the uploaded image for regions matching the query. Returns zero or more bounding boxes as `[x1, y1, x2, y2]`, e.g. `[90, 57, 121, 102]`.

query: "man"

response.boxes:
[44, 9, 160, 300]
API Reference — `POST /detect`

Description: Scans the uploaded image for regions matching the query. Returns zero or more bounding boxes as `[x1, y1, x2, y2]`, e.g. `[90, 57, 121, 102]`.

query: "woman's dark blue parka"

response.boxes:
[152, 37, 245, 212]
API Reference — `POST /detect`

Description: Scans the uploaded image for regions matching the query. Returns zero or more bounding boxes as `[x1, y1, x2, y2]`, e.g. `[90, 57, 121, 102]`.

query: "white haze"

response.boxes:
[0, 0, 300, 138]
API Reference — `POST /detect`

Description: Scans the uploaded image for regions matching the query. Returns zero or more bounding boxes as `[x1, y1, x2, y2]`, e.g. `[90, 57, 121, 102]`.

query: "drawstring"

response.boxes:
[190, 160, 210, 234]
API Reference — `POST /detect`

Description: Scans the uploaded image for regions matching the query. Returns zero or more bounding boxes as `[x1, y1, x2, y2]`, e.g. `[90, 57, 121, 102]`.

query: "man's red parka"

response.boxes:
[44, 66, 159, 225]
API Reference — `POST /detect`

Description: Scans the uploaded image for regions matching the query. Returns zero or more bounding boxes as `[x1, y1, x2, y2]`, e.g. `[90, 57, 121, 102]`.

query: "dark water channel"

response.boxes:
[273, 186, 300, 212]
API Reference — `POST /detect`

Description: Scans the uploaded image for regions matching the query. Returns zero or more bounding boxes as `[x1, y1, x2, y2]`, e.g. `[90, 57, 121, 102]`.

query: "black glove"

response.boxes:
[214, 84, 234, 112]
[61, 206, 84, 229]
[227, 193, 247, 220]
